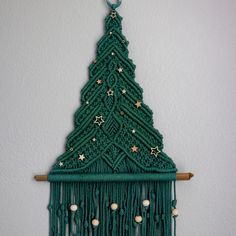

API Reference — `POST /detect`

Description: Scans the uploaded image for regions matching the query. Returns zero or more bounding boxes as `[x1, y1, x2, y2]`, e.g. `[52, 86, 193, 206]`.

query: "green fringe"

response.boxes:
[48, 181, 176, 236]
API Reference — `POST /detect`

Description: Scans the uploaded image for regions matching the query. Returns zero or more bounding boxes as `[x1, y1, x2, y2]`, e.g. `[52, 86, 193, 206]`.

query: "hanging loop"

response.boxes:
[106, 0, 122, 10]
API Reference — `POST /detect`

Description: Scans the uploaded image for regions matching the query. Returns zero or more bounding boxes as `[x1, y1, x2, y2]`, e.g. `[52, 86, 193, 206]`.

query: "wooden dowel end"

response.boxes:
[34, 175, 48, 181]
[34, 172, 193, 182]
[176, 172, 194, 181]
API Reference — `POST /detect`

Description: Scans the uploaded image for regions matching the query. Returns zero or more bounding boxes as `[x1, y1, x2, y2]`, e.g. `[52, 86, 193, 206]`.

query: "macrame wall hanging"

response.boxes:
[35, 1, 193, 235]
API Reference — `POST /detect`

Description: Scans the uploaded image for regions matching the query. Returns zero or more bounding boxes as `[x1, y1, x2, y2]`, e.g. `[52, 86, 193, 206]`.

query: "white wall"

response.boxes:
[0, 0, 236, 235]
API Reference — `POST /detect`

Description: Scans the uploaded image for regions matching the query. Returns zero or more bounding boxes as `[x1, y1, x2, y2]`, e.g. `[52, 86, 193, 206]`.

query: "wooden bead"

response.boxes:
[70, 204, 78, 212]
[111, 203, 118, 211]
[135, 215, 142, 223]
[142, 200, 150, 207]
[92, 219, 100, 227]
[172, 208, 179, 217]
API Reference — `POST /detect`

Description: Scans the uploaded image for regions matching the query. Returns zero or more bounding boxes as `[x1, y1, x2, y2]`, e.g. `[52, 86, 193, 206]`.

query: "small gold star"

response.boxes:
[110, 11, 117, 19]
[150, 146, 161, 157]
[107, 89, 114, 96]
[59, 162, 63, 167]
[96, 79, 102, 84]
[117, 67, 123, 73]
[131, 145, 138, 153]
[122, 89, 126, 94]
[135, 101, 142, 108]
[78, 154, 85, 161]
[94, 116, 104, 126]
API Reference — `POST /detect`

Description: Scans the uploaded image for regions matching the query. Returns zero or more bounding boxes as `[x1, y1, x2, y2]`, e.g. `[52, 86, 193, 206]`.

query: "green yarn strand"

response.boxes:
[106, 0, 122, 10]
[49, 181, 173, 236]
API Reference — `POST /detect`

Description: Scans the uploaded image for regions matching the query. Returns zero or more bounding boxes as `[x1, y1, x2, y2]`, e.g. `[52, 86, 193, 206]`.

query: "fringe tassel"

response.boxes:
[49, 181, 175, 236]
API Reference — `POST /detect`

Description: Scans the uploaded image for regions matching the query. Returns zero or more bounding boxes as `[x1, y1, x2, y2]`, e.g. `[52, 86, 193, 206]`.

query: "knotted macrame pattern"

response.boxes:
[48, 9, 177, 236]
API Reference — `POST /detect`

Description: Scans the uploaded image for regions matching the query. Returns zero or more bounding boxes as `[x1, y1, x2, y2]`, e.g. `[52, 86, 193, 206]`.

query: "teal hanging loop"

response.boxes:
[106, 0, 122, 10]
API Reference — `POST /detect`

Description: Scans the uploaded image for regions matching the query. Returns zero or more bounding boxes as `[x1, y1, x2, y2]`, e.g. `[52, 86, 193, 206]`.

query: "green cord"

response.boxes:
[48, 5, 177, 236]
[106, 0, 122, 10]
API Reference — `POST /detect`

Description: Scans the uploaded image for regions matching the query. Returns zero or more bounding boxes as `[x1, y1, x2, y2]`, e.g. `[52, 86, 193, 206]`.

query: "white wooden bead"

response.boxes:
[111, 203, 118, 211]
[142, 200, 150, 207]
[70, 204, 78, 212]
[135, 215, 142, 223]
[92, 219, 100, 227]
[172, 208, 179, 217]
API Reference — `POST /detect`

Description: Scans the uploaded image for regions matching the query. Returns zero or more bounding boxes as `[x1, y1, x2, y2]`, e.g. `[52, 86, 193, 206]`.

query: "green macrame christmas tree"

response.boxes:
[48, 1, 177, 235]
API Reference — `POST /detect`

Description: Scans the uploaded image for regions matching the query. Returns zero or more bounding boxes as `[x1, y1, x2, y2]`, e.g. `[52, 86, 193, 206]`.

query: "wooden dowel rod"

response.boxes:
[176, 172, 194, 180]
[35, 175, 48, 181]
[34, 172, 193, 182]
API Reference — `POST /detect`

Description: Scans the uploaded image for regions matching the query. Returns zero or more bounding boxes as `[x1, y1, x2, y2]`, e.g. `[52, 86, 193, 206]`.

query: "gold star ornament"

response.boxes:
[131, 145, 138, 153]
[107, 89, 114, 96]
[78, 154, 86, 161]
[121, 89, 126, 94]
[135, 101, 142, 108]
[96, 79, 102, 85]
[150, 146, 161, 157]
[117, 67, 123, 73]
[94, 116, 104, 126]
[59, 162, 63, 167]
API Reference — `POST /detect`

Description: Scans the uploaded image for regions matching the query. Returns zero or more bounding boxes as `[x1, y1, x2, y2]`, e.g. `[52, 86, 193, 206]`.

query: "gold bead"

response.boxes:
[172, 208, 179, 217]
[111, 203, 118, 211]
[135, 216, 142, 223]
[92, 219, 100, 227]
[70, 204, 78, 212]
[142, 200, 150, 207]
